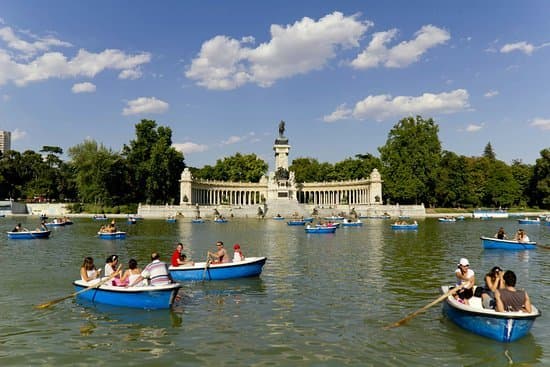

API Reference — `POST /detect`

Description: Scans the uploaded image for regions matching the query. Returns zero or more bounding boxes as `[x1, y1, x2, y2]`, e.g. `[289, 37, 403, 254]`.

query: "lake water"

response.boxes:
[1, 216, 548, 366]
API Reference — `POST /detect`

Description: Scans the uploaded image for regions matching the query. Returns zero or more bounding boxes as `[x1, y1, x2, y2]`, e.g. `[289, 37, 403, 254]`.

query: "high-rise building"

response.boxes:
[0, 130, 11, 154]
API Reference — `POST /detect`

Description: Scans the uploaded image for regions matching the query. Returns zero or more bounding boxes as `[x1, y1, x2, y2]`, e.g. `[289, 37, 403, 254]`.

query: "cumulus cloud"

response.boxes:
[122, 97, 169, 116]
[118, 68, 142, 80]
[71, 82, 96, 93]
[186, 11, 371, 90]
[11, 128, 27, 141]
[0, 26, 71, 58]
[0, 24, 151, 87]
[531, 118, 550, 130]
[173, 142, 208, 154]
[351, 25, 450, 69]
[465, 123, 483, 132]
[221, 132, 257, 145]
[324, 89, 469, 122]
[484, 90, 499, 98]
[500, 41, 550, 55]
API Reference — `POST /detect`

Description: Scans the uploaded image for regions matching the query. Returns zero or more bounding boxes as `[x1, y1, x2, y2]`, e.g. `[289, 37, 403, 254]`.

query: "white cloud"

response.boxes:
[71, 82, 96, 93]
[0, 24, 151, 87]
[0, 26, 72, 58]
[118, 68, 142, 80]
[351, 25, 450, 69]
[484, 90, 499, 98]
[222, 135, 243, 145]
[465, 124, 483, 132]
[221, 132, 257, 145]
[186, 11, 371, 90]
[326, 89, 470, 122]
[122, 97, 169, 116]
[173, 142, 208, 154]
[11, 128, 27, 141]
[500, 41, 535, 55]
[323, 104, 352, 122]
[531, 118, 550, 130]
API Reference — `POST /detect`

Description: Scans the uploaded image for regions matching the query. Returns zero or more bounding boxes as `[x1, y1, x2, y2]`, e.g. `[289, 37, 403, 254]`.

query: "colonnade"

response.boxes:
[191, 187, 265, 206]
[297, 187, 372, 205]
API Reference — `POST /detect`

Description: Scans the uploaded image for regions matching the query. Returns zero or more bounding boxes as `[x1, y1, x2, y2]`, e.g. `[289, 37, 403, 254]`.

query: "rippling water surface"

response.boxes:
[0, 217, 548, 366]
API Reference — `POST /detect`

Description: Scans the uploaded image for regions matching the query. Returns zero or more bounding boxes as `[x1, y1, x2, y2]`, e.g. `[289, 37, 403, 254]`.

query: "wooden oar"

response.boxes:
[384, 284, 465, 329]
[202, 255, 211, 281]
[36, 265, 121, 309]
[535, 243, 550, 250]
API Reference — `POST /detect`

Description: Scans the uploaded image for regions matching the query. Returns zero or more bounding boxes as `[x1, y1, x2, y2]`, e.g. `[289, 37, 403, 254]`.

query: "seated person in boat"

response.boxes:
[36, 221, 48, 232]
[129, 252, 172, 286]
[208, 241, 230, 264]
[480, 266, 504, 309]
[118, 259, 141, 286]
[171, 242, 194, 266]
[104, 254, 122, 278]
[455, 258, 475, 304]
[80, 256, 101, 283]
[12, 223, 27, 232]
[494, 227, 508, 240]
[514, 229, 530, 242]
[233, 243, 245, 262]
[494, 270, 532, 313]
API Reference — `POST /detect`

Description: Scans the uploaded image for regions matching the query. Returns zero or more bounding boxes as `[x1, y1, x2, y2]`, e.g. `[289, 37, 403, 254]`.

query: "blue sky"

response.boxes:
[0, 1, 548, 169]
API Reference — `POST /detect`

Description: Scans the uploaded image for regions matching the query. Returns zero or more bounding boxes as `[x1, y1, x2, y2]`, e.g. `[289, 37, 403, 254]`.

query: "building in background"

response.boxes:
[0, 130, 11, 154]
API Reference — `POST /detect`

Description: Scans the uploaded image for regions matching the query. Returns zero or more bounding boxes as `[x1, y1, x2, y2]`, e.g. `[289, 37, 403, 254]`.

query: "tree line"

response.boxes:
[0, 116, 548, 210]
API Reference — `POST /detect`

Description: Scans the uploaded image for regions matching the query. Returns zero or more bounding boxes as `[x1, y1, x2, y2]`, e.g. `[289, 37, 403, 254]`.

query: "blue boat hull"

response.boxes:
[98, 232, 127, 239]
[287, 220, 306, 226]
[305, 227, 336, 233]
[73, 281, 180, 309]
[170, 257, 267, 281]
[342, 222, 363, 227]
[517, 219, 540, 225]
[481, 236, 536, 250]
[391, 224, 418, 230]
[442, 301, 538, 342]
[7, 230, 51, 239]
[191, 219, 205, 223]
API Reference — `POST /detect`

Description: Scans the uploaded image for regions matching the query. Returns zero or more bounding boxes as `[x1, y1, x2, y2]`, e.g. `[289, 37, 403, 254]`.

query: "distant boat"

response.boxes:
[323, 215, 344, 221]
[287, 220, 306, 226]
[73, 280, 181, 309]
[191, 218, 205, 223]
[480, 236, 536, 250]
[438, 217, 456, 223]
[342, 219, 363, 227]
[169, 257, 267, 281]
[517, 218, 541, 225]
[391, 223, 418, 230]
[272, 216, 285, 220]
[303, 217, 314, 223]
[92, 215, 108, 221]
[441, 285, 540, 342]
[7, 230, 51, 239]
[127, 217, 137, 224]
[214, 218, 228, 223]
[166, 217, 177, 223]
[45, 220, 66, 227]
[305, 225, 336, 234]
[98, 231, 127, 240]
[455, 215, 465, 221]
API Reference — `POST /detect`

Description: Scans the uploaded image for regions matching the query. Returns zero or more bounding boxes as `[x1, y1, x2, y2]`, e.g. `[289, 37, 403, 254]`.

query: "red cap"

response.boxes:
[233, 244, 240, 249]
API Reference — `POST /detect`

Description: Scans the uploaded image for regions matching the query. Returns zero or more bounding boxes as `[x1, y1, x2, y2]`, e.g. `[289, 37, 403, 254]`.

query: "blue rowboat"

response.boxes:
[98, 231, 127, 240]
[7, 230, 51, 239]
[287, 220, 306, 226]
[455, 215, 465, 221]
[127, 218, 137, 224]
[303, 217, 314, 223]
[391, 223, 418, 230]
[214, 218, 228, 223]
[517, 218, 541, 225]
[273, 216, 285, 220]
[323, 216, 344, 221]
[169, 256, 267, 281]
[342, 220, 363, 227]
[166, 217, 176, 223]
[305, 226, 336, 234]
[73, 280, 181, 309]
[45, 221, 66, 227]
[191, 218, 205, 223]
[480, 236, 536, 250]
[441, 285, 540, 342]
[92, 215, 108, 221]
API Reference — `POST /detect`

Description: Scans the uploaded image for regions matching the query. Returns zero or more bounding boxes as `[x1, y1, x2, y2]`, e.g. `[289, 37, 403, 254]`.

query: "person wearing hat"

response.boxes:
[455, 258, 475, 304]
[480, 266, 504, 309]
[232, 244, 245, 262]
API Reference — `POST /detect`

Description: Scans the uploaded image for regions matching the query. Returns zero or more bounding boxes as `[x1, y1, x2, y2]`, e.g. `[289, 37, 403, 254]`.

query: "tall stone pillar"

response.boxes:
[180, 168, 193, 205]
[369, 168, 383, 204]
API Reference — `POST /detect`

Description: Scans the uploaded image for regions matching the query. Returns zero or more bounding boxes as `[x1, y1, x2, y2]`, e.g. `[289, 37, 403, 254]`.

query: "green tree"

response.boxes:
[122, 120, 186, 204]
[531, 148, 550, 208]
[435, 151, 471, 207]
[483, 142, 496, 160]
[510, 159, 533, 207]
[378, 116, 441, 205]
[194, 153, 267, 182]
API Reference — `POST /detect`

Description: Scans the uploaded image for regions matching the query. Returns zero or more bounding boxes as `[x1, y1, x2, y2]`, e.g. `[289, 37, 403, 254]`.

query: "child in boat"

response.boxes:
[233, 244, 245, 262]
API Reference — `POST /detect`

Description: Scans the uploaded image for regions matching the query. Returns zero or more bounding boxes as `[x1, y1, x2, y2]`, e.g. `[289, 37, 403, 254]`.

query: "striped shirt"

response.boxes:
[141, 260, 171, 285]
